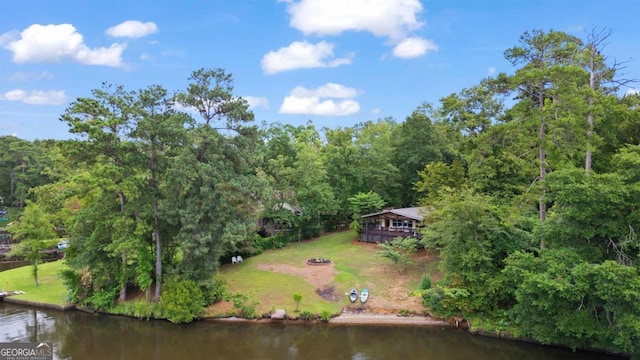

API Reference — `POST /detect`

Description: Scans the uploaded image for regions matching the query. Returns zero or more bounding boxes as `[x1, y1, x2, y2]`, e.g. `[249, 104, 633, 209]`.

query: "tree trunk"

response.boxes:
[33, 257, 39, 287]
[585, 44, 596, 176]
[117, 191, 127, 302]
[151, 140, 162, 302]
[538, 87, 546, 249]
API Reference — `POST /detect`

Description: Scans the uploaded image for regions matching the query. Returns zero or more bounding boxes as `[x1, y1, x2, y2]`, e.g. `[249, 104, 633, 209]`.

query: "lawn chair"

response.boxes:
[237, 255, 243, 263]
[232, 256, 237, 264]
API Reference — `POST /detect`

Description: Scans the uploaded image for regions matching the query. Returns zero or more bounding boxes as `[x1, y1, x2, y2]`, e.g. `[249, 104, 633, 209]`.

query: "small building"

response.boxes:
[258, 202, 302, 237]
[359, 207, 424, 243]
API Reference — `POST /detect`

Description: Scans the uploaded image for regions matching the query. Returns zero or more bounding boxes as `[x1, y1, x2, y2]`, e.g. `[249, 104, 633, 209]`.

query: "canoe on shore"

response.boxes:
[360, 288, 369, 303]
[349, 289, 358, 303]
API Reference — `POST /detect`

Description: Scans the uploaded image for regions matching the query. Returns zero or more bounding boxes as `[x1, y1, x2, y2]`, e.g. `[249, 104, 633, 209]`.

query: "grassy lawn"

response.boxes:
[0, 260, 68, 305]
[211, 230, 440, 317]
[0, 231, 441, 317]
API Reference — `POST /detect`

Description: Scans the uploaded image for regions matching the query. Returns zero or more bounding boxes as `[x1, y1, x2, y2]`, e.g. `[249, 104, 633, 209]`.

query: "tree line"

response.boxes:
[2, 28, 640, 355]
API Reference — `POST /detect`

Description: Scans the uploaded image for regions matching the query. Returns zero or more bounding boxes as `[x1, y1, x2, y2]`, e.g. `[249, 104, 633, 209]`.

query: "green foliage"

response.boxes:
[347, 191, 385, 232]
[161, 276, 205, 324]
[299, 310, 314, 320]
[293, 292, 302, 312]
[111, 301, 165, 320]
[375, 237, 418, 274]
[8, 201, 57, 287]
[415, 160, 466, 204]
[201, 276, 228, 305]
[320, 310, 332, 322]
[393, 107, 452, 206]
[502, 249, 640, 355]
[422, 282, 472, 319]
[86, 288, 118, 311]
[231, 292, 259, 319]
[7, 36, 640, 356]
[418, 273, 432, 291]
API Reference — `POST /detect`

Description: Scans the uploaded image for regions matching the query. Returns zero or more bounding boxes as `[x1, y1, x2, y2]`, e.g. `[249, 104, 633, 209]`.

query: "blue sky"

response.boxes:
[1, 0, 639, 141]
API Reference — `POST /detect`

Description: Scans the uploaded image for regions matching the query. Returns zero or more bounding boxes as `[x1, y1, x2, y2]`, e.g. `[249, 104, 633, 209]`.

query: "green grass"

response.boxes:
[213, 230, 438, 317]
[0, 231, 440, 318]
[0, 260, 68, 305]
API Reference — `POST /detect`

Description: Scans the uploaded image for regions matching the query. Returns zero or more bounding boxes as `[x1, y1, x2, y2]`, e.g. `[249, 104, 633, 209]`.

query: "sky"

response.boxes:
[1, 0, 639, 141]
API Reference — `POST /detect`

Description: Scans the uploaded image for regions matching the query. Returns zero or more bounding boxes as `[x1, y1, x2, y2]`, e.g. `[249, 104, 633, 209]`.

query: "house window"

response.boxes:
[392, 220, 413, 228]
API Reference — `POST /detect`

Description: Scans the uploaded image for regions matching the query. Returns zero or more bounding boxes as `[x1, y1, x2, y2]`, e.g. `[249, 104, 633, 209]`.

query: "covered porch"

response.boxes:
[359, 207, 424, 243]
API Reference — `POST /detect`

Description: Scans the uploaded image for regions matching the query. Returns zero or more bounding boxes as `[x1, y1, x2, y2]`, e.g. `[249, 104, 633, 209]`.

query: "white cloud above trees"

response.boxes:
[106, 20, 159, 38]
[392, 37, 438, 58]
[261, 41, 352, 74]
[1, 24, 125, 67]
[279, 83, 360, 116]
[280, 0, 436, 59]
[0, 89, 66, 105]
[243, 96, 269, 109]
[284, 0, 423, 40]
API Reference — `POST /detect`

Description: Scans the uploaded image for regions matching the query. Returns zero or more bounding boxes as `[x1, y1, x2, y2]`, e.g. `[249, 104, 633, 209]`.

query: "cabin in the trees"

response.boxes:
[359, 207, 424, 243]
[258, 202, 302, 237]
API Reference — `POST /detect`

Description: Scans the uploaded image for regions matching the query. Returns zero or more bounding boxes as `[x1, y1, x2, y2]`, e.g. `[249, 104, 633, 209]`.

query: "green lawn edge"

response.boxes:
[0, 260, 68, 305]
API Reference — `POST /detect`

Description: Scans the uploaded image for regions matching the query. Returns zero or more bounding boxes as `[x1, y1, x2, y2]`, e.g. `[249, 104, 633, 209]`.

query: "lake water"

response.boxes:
[0, 303, 625, 360]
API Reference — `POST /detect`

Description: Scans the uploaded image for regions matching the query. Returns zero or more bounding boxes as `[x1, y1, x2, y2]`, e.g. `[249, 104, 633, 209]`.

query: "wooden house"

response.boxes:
[359, 207, 424, 243]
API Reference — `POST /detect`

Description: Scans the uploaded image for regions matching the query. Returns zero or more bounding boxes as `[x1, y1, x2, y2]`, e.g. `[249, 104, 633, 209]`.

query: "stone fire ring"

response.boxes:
[306, 258, 332, 266]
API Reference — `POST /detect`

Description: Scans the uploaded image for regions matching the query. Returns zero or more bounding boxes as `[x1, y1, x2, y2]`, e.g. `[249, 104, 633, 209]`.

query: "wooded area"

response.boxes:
[1, 29, 639, 356]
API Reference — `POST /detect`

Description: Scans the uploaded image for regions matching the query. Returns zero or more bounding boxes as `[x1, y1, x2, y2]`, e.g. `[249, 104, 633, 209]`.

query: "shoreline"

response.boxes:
[2, 296, 449, 327]
[2, 297, 629, 358]
[209, 310, 450, 327]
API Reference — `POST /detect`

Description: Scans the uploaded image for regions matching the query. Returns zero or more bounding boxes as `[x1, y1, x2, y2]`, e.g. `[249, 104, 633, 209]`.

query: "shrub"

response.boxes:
[299, 310, 315, 320]
[293, 292, 302, 312]
[320, 310, 332, 322]
[419, 273, 432, 290]
[86, 288, 117, 311]
[201, 276, 228, 305]
[161, 276, 205, 324]
[231, 292, 259, 319]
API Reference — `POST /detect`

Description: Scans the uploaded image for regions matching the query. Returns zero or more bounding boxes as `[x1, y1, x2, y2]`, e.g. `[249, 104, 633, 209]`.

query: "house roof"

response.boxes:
[361, 207, 425, 221]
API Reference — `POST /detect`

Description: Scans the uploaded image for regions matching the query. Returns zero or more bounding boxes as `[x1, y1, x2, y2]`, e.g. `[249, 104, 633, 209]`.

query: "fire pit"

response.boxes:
[306, 258, 332, 266]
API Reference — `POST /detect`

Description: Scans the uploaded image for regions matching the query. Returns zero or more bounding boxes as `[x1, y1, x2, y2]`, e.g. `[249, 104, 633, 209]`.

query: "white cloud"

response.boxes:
[106, 20, 158, 38]
[285, 0, 424, 40]
[290, 83, 358, 98]
[279, 83, 360, 116]
[392, 37, 437, 58]
[261, 41, 352, 74]
[0, 89, 66, 105]
[488, 67, 496, 75]
[281, 0, 437, 59]
[626, 88, 639, 96]
[2, 24, 125, 67]
[7, 71, 55, 81]
[244, 96, 269, 109]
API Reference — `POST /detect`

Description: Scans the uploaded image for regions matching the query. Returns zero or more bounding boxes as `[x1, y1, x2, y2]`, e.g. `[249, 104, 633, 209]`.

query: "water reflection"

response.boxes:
[0, 303, 625, 360]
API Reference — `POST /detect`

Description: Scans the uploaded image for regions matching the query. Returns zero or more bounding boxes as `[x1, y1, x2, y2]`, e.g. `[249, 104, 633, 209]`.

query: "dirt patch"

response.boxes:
[256, 263, 337, 289]
[316, 286, 340, 302]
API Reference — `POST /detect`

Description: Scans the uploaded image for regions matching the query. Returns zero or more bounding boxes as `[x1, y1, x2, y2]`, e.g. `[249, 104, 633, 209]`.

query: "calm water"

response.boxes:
[0, 303, 624, 360]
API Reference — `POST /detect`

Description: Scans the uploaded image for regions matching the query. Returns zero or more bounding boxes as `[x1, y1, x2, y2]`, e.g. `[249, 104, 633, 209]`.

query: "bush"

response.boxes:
[320, 310, 332, 322]
[299, 310, 315, 320]
[111, 301, 165, 320]
[419, 273, 432, 290]
[161, 276, 205, 324]
[231, 292, 259, 319]
[201, 276, 228, 305]
[86, 288, 117, 311]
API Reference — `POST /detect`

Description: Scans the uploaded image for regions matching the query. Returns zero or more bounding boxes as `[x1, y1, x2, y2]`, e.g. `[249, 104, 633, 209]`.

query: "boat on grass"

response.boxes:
[349, 289, 358, 303]
[360, 288, 369, 303]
